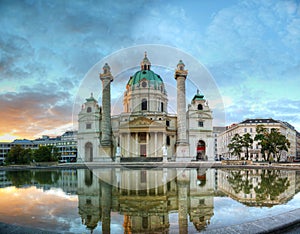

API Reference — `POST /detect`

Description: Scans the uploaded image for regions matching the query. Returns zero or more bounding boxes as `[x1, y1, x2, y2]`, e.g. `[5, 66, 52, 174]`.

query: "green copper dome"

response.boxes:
[127, 69, 163, 86]
[127, 52, 164, 88]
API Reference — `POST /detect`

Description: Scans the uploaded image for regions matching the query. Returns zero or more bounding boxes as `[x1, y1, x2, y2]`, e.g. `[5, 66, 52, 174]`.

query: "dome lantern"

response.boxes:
[140, 51, 151, 70]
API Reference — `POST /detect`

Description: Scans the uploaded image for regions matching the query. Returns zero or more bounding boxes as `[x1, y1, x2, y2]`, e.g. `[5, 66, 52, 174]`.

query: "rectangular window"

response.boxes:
[166, 120, 170, 127]
[86, 123, 92, 129]
[244, 128, 247, 132]
[198, 121, 204, 127]
[250, 128, 252, 133]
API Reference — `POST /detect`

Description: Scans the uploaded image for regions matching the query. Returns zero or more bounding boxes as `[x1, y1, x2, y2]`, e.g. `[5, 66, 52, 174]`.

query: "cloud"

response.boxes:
[0, 83, 73, 139]
[0, 0, 300, 139]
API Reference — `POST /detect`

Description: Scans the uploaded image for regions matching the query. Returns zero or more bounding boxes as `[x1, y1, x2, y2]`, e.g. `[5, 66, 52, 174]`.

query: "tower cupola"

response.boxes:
[141, 52, 151, 70]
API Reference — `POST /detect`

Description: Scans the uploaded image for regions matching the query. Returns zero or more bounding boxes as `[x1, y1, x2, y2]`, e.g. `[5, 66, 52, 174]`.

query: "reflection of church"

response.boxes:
[77, 53, 213, 162]
[77, 168, 215, 233]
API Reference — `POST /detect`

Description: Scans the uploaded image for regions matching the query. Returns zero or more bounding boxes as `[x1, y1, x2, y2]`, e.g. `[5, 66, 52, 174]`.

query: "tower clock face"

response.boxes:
[142, 81, 147, 88]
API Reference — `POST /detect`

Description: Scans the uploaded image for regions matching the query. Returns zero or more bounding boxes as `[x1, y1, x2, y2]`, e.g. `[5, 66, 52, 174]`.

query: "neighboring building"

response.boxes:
[296, 131, 300, 159]
[0, 131, 77, 164]
[77, 53, 214, 162]
[0, 139, 38, 164]
[55, 131, 78, 162]
[34, 131, 78, 162]
[217, 118, 297, 161]
[213, 127, 226, 161]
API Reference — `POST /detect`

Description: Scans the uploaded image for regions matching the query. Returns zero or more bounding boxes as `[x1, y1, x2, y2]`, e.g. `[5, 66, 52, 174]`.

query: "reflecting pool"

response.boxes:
[0, 168, 299, 233]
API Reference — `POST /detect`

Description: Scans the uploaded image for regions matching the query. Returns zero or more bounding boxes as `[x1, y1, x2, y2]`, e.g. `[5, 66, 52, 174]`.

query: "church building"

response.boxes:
[77, 53, 213, 162]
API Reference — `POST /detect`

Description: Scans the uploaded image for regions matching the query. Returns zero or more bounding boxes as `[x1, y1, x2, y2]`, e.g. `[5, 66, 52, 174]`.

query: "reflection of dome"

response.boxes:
[127, 69, 163, 87]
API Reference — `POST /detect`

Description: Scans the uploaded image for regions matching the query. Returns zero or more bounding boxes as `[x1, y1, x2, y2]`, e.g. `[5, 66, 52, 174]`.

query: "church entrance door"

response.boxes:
[140, 144, 146, 157]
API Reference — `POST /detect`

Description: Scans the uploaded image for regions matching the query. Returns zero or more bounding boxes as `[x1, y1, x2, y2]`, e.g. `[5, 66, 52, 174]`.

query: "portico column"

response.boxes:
[146, 133, 149, 157]
[135, 133, 138, 157]
[127, 133, 130, 157]
[155, 132, 157, 157]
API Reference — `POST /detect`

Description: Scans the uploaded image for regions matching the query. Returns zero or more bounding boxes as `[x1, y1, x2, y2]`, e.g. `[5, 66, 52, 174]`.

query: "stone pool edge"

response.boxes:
[1, 161, 300, 171]
[201, 208, 300, 234]
[1, 208, 300, 234]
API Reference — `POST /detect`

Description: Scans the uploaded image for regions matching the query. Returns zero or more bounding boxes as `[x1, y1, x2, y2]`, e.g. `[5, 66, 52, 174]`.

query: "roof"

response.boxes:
[127, 69, 163, 87]
[85, 93, 97, 102]
[12, 139, 35, 144]
[192, 90, 205, 101]
[240, 118, 279, 124]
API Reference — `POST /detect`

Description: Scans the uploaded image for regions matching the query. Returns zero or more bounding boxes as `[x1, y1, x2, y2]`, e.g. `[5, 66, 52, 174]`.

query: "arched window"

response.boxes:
[87, 107, 92, 113]
[85, 142, 93, 162]
[198, 104, 203, 110]
[141, 98, 147, 111]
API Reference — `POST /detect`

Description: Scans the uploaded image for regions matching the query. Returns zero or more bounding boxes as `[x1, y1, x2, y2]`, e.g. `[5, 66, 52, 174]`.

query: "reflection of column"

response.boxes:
[135, 171, 138, 194]
[155, 132, 157, 157]
[101, 181, 112, 234]
[127, 171, 130, 195]
[155, 172, 158, 195]
[178, 181, 188, 234]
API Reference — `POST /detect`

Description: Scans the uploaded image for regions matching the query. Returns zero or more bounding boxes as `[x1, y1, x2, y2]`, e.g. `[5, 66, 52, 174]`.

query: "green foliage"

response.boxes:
[228, 134, 243, 159]
[241, 133, 253, 160]
[5, 170, 33, 187]
[5, 145, 33, 165]
[5, 170, 61, 187]
[33, 171, 60, 184]
[228, 170, 253, 194]
[227, 169, 290, 206]
[228, 133, 253, 160]
[254, 170, 290, 202]
[254, 125, 290, 162]
[33, 146, 58, 162]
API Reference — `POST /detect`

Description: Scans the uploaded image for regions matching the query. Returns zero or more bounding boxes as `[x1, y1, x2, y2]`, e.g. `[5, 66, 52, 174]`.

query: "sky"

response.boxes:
[0, 0, 300, 141]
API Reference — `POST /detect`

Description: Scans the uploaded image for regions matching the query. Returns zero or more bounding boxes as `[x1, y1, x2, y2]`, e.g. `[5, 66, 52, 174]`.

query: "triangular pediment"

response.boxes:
[129, 116, 154, 126]
[119, 116, 165, 129]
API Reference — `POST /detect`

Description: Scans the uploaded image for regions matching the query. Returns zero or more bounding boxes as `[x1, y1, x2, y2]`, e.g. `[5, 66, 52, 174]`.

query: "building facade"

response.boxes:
[217, 118, 297, 161]
[0, 131, 77, 164]
[77, 53, 214, 162]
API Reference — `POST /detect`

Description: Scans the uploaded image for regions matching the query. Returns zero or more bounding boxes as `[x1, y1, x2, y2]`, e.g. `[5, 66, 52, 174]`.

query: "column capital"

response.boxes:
[100, 63, 114, 82]
[174, 60, 188, 80]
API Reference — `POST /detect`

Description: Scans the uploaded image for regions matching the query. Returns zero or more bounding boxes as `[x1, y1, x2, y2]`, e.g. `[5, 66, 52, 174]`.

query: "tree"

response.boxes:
[228, 133, 254, 160]
[33, 145, 52, 162]
[51, 146, 60, 162]
[5, 145, 33, 164]
[228, 134, 243, 159]
[254, 125, 290, 162]
[241, 133, 253, 160]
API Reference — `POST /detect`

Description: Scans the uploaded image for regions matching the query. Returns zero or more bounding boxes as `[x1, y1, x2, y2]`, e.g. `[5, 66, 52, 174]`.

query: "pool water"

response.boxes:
[0, 168, 299, 233]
